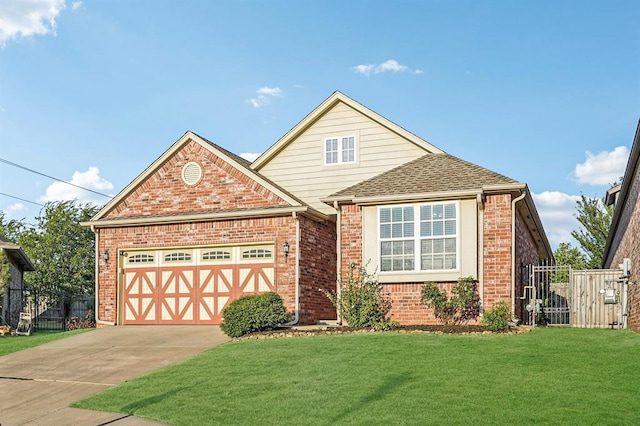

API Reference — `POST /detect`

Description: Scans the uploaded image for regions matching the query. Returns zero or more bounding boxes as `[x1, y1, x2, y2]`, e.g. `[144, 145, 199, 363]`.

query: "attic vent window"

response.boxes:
[182, 162, 202, 185]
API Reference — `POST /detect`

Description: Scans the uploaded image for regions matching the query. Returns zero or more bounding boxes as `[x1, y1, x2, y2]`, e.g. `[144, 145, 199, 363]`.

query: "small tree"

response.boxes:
[420, 277, 480, 326]
[323, 263, 393, 328]
[571, 194, 612, 269]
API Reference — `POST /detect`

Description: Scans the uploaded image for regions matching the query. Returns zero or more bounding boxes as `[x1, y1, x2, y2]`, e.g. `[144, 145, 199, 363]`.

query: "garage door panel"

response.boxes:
[158, 267, 196, 324]
[197, 265, 235, 324]
[123, 269, 158, 325]
[239, 265, 275, 294]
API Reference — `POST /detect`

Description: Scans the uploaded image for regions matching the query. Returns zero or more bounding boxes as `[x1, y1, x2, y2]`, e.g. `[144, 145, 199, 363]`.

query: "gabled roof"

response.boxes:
[0, 235, 36, 271]
[88, 131, 319, 223]
[251, 91, 444, 170]
[603, 119, 640, 268]
[325, 153, 518, 202]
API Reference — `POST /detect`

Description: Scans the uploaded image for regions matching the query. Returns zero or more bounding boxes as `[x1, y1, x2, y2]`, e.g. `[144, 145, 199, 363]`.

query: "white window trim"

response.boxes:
[324, 135, 357, 166]
[378, 202, 460, 274]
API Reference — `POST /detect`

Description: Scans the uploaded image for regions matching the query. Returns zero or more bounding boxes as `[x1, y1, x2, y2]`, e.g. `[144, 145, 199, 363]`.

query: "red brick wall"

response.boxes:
[483, 194, 513, 311]
[298, 216, 337, 324]
[514, 208, 544, 321]
[97, 216, 297, 324]
[607, 163, 640, 332]
[340, 204, 363, 273]
[104, 140, 289, 219]
[337, 196, 520, 325]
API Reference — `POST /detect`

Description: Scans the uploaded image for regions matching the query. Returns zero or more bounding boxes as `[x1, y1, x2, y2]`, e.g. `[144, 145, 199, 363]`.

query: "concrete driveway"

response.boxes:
[0, 326, 229, 426]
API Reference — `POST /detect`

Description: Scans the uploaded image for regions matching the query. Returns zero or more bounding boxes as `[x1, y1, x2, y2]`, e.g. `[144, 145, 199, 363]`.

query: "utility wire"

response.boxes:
[0, 157, 113, 199]
[0, 192, 45, 207]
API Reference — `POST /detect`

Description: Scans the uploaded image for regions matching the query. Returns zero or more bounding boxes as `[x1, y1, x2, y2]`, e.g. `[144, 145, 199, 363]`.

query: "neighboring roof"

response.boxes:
[604, 184, 621, 206]
[326, 153, 519, 201]
[88, 131, 324, 223]
[0, 235, 36, 272]
[603, 119, 640, 268]
[251, 91, 444, 170]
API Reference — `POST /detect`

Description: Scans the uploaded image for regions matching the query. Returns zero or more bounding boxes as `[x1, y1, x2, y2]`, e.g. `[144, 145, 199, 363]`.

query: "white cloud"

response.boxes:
[573, 146, 629, 186]
[351, 59, 423, 77]
[250, 86, 282, 108]
[256, 87, 282, 97]
[71, 1, 82, 10]
[532, 191, 581, 249]
[239, 152, 261, 162]
[8, 202, 26, 213]
[0, 0, 66, 45]
[39, 167, 114, 206]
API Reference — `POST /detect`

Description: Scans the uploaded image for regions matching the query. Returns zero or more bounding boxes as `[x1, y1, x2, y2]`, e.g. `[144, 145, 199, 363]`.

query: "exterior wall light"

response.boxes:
[102, 249, 109, 264]
[283, 241, 290, 259]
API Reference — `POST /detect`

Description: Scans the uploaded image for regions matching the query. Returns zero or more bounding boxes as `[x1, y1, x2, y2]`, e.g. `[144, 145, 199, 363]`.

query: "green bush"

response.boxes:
[420, 277, 480, 326]
[482, 301, 511, 331]
[323, 263, 393, 328]
[220, 292, 292, 338]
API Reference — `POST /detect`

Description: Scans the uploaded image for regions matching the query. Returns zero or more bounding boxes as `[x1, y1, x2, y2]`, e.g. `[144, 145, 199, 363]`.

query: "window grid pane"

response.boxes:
[381, 203, 457, 272]
[419, 202, 457, 271]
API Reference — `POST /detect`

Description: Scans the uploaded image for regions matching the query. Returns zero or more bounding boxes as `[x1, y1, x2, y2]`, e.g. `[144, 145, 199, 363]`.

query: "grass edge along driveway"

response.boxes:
[74, 328, 640, 425]
[0, 329, 92, 356]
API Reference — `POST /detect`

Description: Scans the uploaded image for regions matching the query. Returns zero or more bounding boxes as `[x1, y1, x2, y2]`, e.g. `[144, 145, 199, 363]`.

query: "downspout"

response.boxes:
[511, 191, 527, 320]
[91, 225, 115, 326]
[286, 211, 301, 325]
[334, 201, 342, 323]
[477, 193, 485, 314]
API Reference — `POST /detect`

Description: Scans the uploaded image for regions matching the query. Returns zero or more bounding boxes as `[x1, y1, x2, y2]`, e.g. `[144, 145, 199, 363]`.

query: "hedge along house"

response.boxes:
[84, 91, 552, 326]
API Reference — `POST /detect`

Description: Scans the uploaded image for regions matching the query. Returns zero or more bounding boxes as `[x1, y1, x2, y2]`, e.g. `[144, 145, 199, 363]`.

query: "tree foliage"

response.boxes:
[0, 201, 99, 301]
[570, 195, 612, 269]
[551, 242, 587, 283]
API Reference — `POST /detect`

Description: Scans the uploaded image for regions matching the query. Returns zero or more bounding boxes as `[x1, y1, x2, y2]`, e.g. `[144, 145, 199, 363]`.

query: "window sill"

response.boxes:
[378, 270, 461, 283]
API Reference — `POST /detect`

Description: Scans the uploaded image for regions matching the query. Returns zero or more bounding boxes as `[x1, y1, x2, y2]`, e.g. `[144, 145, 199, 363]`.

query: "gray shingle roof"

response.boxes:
[330, 153, 518, 198]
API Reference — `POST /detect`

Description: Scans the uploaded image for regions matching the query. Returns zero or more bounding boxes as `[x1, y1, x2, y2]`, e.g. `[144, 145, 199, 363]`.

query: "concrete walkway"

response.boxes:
[0, 326, 229, 426]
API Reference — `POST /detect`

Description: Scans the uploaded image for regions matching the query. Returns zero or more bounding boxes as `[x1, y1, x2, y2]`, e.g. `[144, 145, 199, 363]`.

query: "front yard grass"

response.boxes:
[0, 328, 92, 356]
[73, 327, 640, 425]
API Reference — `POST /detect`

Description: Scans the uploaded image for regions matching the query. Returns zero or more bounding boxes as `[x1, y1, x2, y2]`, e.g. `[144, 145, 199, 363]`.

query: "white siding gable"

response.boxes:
[257, 101, 434, 215]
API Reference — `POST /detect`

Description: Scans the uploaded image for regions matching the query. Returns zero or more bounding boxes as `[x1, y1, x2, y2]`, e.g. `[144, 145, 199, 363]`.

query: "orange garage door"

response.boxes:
[121, 245, 275, 325]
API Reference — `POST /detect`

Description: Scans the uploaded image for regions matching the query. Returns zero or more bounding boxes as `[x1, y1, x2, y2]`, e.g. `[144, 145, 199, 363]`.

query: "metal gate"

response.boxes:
[522, 263, 628, 328]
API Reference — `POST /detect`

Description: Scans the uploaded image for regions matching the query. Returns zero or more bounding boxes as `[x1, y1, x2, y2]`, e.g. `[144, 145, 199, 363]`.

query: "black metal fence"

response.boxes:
[23, 290, 94, 331]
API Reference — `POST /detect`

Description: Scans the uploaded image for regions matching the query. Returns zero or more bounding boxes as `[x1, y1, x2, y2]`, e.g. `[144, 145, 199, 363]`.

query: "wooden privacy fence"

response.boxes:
[522, 264, 628, 329]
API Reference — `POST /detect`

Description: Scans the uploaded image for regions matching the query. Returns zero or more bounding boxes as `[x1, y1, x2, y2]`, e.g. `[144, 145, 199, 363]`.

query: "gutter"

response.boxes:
[286, 211, 301, 325]
[511, 191, 527, 320]
[334, 201, 342, 323]
[477, 193, 485, 314]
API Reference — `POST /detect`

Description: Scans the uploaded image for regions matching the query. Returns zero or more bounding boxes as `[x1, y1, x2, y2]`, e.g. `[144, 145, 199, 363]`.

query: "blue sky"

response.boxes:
[0, 0, 638, 249]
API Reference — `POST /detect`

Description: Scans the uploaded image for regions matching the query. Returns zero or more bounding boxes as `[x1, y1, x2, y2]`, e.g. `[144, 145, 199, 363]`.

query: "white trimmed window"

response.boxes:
[325, 136, 356, 165]
[379, 202, 458, 272]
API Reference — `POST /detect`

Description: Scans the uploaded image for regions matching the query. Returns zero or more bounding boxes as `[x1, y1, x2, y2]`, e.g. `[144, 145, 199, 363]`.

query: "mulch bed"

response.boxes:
[238, 324, 531, 340]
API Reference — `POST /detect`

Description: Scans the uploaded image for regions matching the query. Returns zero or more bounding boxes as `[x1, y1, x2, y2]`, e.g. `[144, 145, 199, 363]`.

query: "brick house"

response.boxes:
[84, 91, 552, 326]
[603, 119, 640, 332]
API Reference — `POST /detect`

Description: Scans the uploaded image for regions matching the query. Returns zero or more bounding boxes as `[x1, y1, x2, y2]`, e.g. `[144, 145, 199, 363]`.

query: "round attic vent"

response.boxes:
[181, 162, 202, 185]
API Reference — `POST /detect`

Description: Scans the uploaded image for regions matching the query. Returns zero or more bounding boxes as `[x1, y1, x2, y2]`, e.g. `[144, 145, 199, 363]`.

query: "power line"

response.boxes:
[0, 157, 113, 199]
[0, 192, 45, 207]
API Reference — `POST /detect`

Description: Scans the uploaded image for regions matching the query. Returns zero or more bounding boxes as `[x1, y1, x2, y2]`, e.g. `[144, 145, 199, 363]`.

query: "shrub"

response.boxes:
[221, 292, 292, 338]
[420, 276, 480, 326]
[323, 263, 393, 328]
[482, 301, 511, 331]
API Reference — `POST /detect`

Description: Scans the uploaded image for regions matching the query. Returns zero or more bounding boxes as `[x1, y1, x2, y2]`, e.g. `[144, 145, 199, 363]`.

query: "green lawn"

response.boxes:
[73, 328, 640, 425]
[0, 329, 93, 356]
